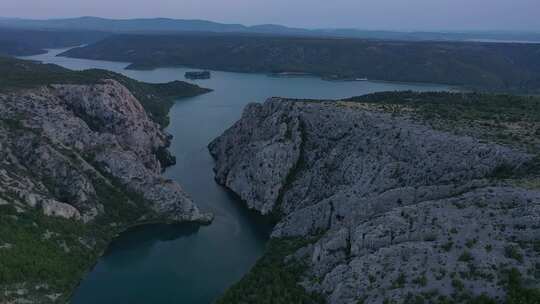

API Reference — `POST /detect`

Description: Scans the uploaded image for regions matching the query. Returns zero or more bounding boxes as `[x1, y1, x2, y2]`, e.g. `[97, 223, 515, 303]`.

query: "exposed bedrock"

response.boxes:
[0, 80, 212, 224]
[210, 98, 539, 303]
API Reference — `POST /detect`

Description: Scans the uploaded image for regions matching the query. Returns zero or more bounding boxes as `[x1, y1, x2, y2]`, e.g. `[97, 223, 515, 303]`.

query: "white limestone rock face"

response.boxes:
[41, 199, 81, 220]
[210, 98, 540, 303]
[0, 80, 210, 223]
[210, 101, 303, 214]
[52, 80, 168, 173]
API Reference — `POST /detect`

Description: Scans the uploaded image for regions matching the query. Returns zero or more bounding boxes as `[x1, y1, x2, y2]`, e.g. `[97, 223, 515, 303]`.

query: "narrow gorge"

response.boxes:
[2, 49, 539, 304]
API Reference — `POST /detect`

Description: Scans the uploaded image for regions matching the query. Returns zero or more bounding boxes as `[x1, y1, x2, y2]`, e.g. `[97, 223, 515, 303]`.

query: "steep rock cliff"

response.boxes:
[210, 97, 540, 303]
[1, 79, 210, 223]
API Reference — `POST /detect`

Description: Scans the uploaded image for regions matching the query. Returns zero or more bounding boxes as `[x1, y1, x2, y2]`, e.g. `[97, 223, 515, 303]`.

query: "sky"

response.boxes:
[2, 0, 539, 31]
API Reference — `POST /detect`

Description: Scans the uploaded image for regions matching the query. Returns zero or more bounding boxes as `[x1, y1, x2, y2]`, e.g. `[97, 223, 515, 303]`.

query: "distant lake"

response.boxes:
[21, 49, 454, 304]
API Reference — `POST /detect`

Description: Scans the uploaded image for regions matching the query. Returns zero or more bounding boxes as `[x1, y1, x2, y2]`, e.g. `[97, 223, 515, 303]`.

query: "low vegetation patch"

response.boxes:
[345, 91, 540, 152]
[216, 237, 325, 304]
[0, 205, 109, 303]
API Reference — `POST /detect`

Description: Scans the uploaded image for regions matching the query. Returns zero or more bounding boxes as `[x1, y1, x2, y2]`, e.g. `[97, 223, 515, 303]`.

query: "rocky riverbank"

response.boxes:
[0, 58, 212, 303]
[210, 94, 540, 303]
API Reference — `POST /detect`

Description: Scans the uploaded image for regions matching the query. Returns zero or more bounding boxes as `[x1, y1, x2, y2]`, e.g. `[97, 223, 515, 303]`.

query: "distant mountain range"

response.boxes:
[1, 16, 539, 43]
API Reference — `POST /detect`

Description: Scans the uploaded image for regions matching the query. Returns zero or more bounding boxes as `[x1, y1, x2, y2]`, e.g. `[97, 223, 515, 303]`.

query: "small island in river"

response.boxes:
[185, 71, 211, 80]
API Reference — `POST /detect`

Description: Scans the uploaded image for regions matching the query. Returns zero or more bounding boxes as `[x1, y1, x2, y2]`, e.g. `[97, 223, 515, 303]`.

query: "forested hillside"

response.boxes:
[62, 33, 540, 93]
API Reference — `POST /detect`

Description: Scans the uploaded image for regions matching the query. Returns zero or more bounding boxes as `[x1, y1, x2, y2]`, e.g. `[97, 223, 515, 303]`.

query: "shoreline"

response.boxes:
[67, 214, 213, 303]
[56, 51, 466, 90]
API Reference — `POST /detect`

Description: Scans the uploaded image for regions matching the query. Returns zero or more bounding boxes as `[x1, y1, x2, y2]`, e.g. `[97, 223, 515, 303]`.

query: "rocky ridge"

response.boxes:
[1, 79, 211, 223]
[0, 79, 210, 303]
[210, 97, 540, 303]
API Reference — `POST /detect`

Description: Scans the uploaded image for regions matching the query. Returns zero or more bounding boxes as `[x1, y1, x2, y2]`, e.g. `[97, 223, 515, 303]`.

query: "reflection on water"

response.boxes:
[20, 49, 454, 304]
[103, 223, 201, 254]
[98, 224, 201, 270]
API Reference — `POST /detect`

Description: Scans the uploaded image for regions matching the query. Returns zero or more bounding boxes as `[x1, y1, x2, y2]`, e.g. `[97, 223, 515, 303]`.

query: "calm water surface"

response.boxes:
[22, 49, 453, 304]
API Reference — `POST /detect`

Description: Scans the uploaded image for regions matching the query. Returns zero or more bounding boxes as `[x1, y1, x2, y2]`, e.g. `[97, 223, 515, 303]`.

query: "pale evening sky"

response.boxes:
[2, 0, 539, 31]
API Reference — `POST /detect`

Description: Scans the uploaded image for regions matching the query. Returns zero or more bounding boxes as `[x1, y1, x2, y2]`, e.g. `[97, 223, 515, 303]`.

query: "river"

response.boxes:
[21, 49, 453, 304]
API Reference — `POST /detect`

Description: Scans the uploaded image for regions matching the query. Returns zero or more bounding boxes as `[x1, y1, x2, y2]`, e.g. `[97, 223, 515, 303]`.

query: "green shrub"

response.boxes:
[505, 245, 524, 263]
[458, 251, 474, 263]
[452, 278, 465, 291]
[442, 242, 454, 252]
[506, 268, 540, 304]
[392, 272, 407, 289]
[412, 275, 428, 287]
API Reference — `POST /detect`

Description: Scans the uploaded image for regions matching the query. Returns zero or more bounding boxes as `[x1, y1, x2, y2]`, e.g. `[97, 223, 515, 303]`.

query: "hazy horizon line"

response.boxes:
[1, 15, 539, 34]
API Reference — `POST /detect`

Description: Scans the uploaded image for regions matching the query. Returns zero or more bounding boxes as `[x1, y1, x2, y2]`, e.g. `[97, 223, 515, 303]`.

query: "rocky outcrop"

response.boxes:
[0, 79, 211, 223]
[210, 98, 540, 303]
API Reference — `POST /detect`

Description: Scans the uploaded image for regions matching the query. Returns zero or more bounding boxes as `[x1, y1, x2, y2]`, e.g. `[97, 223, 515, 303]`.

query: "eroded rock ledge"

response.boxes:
[210, 98, 540, 303]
